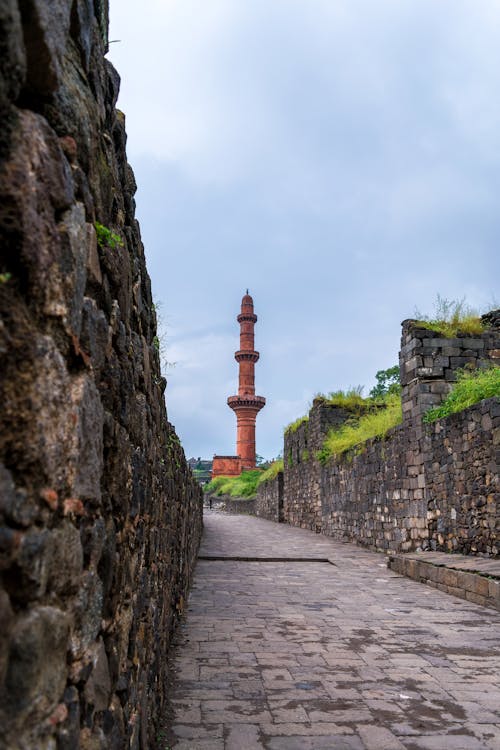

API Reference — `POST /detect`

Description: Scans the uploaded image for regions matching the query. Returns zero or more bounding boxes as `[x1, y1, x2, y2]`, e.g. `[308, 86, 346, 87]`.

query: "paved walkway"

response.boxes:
[168, 512, 500, 749]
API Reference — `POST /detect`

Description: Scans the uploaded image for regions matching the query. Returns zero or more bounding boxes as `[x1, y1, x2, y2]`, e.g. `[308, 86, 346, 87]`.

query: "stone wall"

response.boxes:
[424, 398, 499, 555]
[284, 420, 320, 531]
[271, 318, 499, 556]
[0, 3, 202, 749]
[255, 472, 284, 522]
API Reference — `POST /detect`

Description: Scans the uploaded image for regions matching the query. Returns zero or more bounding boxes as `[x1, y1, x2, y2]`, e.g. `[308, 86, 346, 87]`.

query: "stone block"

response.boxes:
[2, 606, 70, 726]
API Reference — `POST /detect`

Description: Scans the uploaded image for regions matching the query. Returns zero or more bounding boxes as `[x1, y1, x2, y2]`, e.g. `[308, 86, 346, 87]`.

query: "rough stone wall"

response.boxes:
[424, 398, 499, 555]
[255, 472, 283, 522]
[283, 420, 320, 531]
[320, 423, 428, 553]
[0, 3, 202, 749]
[278, 318, 499, 556]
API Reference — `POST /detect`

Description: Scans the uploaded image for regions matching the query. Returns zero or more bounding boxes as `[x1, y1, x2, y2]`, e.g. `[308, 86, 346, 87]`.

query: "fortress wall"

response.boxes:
[276, 319, 499, 556]
[255, 471, 283, 522]
[0, 3, 202, 748]
[283, 419, 321, 531]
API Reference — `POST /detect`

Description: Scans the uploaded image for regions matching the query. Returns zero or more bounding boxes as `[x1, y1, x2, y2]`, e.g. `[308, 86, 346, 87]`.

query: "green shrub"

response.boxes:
[423, 367, 500, 423]
[284, 415, 308, 434]
[318, 393, 402, 463]
[204, 469, 262, 498]
[95, 221, 124, 249]
[257, 459, 284, 486]
[413, 295, 483, 337]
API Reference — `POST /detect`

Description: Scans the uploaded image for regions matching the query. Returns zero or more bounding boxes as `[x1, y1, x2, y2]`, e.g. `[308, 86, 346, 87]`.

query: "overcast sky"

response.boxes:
[108, 1, 500, 461]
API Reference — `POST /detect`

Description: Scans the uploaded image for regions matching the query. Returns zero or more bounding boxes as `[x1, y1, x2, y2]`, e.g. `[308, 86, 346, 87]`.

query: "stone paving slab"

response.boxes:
[168, 512, 500, 748]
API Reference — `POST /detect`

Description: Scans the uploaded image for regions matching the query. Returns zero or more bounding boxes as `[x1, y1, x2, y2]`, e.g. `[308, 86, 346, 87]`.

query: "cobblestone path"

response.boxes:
[168, 512, 500, 749]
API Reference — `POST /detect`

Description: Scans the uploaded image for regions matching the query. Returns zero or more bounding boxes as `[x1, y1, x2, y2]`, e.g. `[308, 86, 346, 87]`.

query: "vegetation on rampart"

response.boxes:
[317, 392, 402, 463]
[205, 469, 263, 498]
[424, 367, 500, 423]
[284, 414, 309, 434]
[413, 295, 483, 337]
[204, 459, 286, 497]
[257, 459, 284, 485]
[314, 387, 370, 414]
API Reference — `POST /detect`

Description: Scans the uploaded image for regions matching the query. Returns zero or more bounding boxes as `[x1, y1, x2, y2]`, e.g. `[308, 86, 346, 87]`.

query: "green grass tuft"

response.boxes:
[423, 367, 500, 423]
[284, 415, 309, 434]
[318, 393, 402, 463]
[204, 469, 262, 498]
[317, 386, 370, 413]
[413, 295, 483, 337]
[257, 459, 284, 486]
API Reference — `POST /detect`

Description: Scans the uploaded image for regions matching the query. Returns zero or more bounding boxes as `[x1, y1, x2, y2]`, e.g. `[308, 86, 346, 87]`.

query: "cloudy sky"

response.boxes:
[108, 1, 500, 461]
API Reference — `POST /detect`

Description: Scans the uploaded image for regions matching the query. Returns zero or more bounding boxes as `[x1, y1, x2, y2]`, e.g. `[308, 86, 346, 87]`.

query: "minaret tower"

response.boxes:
[227, 292, 265, 470]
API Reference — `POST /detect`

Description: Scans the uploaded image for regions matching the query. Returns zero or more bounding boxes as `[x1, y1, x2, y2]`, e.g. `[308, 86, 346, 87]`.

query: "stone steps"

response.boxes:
[388, 551, 500, 611]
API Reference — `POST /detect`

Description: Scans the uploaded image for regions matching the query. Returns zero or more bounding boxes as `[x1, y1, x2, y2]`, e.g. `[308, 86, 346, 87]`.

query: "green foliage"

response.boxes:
[318, 393, 402, 464]
[257, 459, 284, 486]
[204, 469, 262, 498]
[369, 366, 401, 400]
[284, 415, 308, 434]
[287, 449, 293, 468]
[94, 221, 124, 249]
[301, 449, 310, 462]
[0, 272, 12, 284]
[153, 335, 160, 351]
[413, 295, 483, 337]
[423, 367, 500, 423]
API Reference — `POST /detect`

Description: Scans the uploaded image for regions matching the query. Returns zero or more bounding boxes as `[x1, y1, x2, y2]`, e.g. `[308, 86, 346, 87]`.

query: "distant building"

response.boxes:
[187, 457, 213, 484]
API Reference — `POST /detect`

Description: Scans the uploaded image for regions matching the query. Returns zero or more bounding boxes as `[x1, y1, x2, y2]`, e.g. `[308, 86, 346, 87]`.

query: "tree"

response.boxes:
[369, 366, 400, 400]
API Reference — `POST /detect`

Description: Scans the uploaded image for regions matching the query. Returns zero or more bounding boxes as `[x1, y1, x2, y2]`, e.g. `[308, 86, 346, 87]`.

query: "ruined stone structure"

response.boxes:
[256, 315, 499, 557]
[0, 3, 203, 748]
[212, 292, 265, 477]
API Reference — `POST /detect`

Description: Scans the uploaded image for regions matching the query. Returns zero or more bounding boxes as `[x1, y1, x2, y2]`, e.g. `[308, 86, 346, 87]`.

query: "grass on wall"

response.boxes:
[413, 296, 484, 337]
[284, 415, 309, 434]
[423, 367, 500, 423]
[317, 393, 402, 464]
[257, 459, 284, 486]
[204, 470, 262, 498]
[315, 386, 370, 414]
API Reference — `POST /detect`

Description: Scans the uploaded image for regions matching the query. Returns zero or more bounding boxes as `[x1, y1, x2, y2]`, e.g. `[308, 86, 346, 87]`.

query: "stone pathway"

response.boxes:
[168, 512, 500, 749]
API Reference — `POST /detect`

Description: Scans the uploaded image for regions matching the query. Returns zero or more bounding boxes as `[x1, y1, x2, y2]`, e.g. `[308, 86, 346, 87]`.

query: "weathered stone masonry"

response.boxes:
[0, 3, 202, 749]
[256, 317, 499, 557]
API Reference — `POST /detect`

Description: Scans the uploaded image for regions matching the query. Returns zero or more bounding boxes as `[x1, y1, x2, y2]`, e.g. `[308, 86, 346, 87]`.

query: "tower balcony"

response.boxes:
[237, 313, 257, 324]
[234, 350, 259, 363]
[227, 395, 266, 412]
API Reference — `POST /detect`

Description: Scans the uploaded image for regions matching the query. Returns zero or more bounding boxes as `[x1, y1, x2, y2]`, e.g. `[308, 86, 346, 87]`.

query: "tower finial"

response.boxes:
[246, 288, 249, 295]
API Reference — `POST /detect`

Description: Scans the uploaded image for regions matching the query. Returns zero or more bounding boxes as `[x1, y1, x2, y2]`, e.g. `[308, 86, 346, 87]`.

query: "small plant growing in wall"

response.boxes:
[94, 221, 124, 249]
[0, 272, 12, 284]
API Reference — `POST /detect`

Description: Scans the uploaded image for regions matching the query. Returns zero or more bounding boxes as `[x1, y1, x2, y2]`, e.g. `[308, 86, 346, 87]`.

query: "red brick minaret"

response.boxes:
[227, 292, 265, 471]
